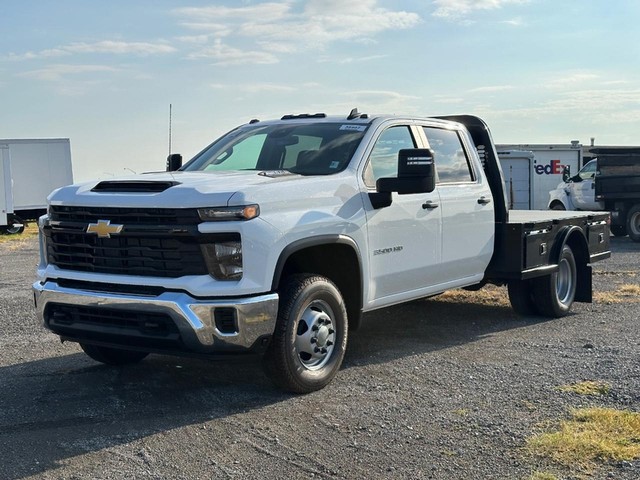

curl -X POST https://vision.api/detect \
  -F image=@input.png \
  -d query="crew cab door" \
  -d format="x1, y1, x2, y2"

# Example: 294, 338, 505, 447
569, 160, 600, 210
421, 126, 494, 285
361, 124, 442, 307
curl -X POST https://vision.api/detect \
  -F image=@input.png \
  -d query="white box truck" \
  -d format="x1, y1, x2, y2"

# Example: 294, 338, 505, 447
0, 145, 17, 232
497, 143, 582, 210
0, 139, 73, 221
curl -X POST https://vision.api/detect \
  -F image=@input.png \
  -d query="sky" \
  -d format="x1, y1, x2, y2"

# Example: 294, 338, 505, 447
2, 0, 640, 182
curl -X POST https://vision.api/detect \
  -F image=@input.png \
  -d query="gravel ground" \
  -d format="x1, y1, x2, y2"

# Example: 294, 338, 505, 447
0, 235, 638, 480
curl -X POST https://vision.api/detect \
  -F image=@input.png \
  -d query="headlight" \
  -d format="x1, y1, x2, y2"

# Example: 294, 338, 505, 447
198, 205, 259, 221
201, 235, 243, 280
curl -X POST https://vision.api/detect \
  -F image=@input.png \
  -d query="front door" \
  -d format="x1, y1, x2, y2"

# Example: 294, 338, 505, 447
361, 124, 442, 308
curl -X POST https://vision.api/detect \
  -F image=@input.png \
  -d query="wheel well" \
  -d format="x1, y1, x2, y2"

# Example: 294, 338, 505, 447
549, 200, 565, 209
275, 243, 363, 329
564, 230, 591, 303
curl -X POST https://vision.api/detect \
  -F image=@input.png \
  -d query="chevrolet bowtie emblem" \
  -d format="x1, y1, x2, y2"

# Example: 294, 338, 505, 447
86, 220, 124, 238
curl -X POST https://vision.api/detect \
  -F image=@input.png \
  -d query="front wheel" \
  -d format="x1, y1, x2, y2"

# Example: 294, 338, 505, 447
627, 205, 640, 242
532, 244, 577, 317
80, 343, 149, 365
264, 274, 348, 393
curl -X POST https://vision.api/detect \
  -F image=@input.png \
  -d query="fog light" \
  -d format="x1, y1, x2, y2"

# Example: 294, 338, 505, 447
202, 239, 243, 280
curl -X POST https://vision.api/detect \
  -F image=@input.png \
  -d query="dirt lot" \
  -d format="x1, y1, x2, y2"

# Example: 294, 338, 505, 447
1, 235, 638, 479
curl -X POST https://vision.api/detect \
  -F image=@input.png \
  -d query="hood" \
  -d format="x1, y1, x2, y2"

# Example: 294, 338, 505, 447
48, 170, 307, 209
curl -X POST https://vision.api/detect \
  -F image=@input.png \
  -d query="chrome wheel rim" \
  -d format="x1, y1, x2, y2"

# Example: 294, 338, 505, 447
556, 255, 576, 306
630, 211, 640, 236
295, 300, 336, 371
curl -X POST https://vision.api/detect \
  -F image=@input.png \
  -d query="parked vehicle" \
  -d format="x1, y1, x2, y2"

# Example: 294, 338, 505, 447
0, 139, 73, 222
496, 143, 582, 210
0, 145, 23, 234
33, 112, 610, 392
548, 147, 640, 241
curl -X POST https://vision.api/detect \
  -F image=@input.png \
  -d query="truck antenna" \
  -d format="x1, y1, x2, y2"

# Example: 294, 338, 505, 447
168, 103, 172, 156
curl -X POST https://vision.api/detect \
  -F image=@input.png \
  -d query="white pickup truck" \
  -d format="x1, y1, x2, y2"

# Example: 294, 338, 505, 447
33, 111, 610, 392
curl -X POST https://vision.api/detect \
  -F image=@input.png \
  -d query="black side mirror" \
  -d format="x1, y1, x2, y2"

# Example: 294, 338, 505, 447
562, 165, 571, 183
167, 153, 183, 172
377, 148, 436, 195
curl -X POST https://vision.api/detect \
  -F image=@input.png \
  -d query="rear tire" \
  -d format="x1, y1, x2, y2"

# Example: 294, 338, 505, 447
507, 280, 538, 316
627, 205, 640, 242
2, 215, 24, 235
80, 343, 149, 365
550, 203, 566, 211
532, 244, 577, 317
264, 274, 348, 393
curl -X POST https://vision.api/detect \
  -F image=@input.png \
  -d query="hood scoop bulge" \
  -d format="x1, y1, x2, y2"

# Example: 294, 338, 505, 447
91, 180, 180, 193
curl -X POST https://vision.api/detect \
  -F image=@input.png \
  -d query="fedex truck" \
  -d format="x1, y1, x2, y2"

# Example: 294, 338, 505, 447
497, 143, 583, 210
0, 139, 73, 220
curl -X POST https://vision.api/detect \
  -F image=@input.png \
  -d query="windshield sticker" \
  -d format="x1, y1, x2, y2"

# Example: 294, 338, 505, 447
339, 124, 367, 132
258, 170, 295, 178
330, 161, 340, 169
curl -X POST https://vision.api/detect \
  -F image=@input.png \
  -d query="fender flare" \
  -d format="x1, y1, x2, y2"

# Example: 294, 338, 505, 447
271, 234, 364, 293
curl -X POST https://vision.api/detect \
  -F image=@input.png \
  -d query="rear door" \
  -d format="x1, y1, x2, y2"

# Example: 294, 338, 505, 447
421, 126, 494, 286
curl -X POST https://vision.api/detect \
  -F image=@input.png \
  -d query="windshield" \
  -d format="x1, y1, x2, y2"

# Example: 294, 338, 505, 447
182, 122, 368, 175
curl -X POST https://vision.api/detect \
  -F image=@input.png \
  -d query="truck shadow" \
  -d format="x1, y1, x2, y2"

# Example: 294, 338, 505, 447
0, 299, 552, 479
345, 296, 554, 368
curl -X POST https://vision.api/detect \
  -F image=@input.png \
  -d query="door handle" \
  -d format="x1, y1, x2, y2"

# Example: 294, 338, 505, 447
477, 196, 492, 205
422, 201, 439, 210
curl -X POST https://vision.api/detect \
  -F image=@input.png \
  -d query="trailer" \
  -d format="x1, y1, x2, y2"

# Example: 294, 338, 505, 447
0, 139, 73, 221
497, 143, 582, 210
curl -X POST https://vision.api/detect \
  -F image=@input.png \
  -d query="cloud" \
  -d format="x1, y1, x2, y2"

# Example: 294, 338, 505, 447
188, 39, 278, 65
211, 82, 296, 93
7, 40, 176, 60
18, 64, 120, 82
468, 85, 515, 93
343, 90, 421, 112
545, 72, 600, 89
432, 0, 529, 19
175, 1, 421, 63
64, 41, 176, 55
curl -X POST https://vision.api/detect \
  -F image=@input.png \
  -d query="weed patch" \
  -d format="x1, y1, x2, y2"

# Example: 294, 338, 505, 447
557, 381, 610, 396
527, 408, 640, 471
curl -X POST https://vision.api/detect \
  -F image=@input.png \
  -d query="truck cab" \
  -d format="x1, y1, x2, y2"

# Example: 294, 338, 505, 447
548, 159, 603, 211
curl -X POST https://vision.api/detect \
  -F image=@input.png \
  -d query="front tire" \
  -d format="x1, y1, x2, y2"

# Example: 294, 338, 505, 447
532, 244, 577, 317
80, 343, 149, 365
627, 204, 640, 242
264, 274, 348, 393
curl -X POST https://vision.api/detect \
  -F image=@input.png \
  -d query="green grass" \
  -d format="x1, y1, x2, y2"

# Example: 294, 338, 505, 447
557, 381, 611, 396
0, 223, 39, 245
527, 408, 640, 471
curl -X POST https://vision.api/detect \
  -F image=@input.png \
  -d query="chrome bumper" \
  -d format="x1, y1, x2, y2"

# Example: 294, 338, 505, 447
33, 280, 279, 353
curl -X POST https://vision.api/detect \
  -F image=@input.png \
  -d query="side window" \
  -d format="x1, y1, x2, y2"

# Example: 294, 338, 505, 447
578, 161, 596, 180
423, 127, 474, 183
364, 126, 416, 187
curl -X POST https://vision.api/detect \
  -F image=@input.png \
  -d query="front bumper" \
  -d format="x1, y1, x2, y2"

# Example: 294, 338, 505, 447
33, 280, 279, 354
